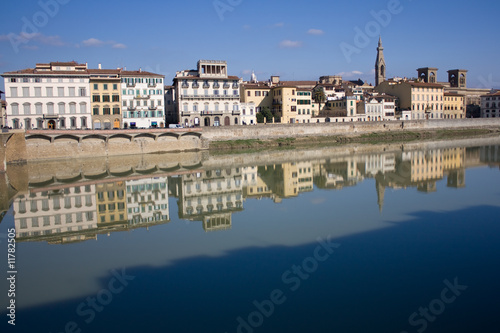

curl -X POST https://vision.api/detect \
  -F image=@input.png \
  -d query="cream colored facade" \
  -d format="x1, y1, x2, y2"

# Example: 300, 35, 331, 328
178, 168, 243, 231
90, 69, 121, 129
443, 93, 465, 119
14, 184, 98, 243
240, 102, 257, 125
240, 83, 272, 113
175, 60, 241, 127
295, 89, 313, 123
376, 80, 444, 120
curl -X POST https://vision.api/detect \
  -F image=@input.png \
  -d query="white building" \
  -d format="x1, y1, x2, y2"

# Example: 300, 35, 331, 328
121, 70, 165, 128
14, 184, 98, 242
2, 61, 91, 129
240, 102, 256, 125
126, 177, 169, 225
174, 60, 242, 127
363, 94, 396, 121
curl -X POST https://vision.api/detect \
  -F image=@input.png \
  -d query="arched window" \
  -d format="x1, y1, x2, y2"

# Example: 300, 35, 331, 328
80, 102, 87, 114
35, 103, 43, 115
47, 103, 54, 115
69, 102, 77, 114
58, 102, 65, 114
23, 103, 31, 115
11, 103, 19, 115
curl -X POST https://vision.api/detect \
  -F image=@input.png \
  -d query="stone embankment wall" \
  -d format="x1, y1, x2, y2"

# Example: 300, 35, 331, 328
202, 118, 500, 141
1, 128, 203, 165
1, 119, 500, 167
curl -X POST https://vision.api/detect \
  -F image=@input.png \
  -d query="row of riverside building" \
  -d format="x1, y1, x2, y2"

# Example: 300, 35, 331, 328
1, 40, 498, 130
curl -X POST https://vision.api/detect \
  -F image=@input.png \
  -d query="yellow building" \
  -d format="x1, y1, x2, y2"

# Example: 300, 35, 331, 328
376, 80, 444, 120
240, 82, 272, 113
89, 69, 122, 129
411, 150, 443, 184
96, 181, 128, 228
271, 85, 299, 123
443, 92, 465, 119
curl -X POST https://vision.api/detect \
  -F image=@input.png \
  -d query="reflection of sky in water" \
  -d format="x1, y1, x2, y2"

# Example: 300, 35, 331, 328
0, 145, 500, 332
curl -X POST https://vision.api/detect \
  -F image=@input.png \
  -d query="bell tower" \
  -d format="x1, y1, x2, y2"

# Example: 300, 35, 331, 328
375, 36, 386, 87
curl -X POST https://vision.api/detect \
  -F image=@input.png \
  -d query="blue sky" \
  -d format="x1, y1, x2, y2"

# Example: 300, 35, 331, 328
1, 0, 499, 91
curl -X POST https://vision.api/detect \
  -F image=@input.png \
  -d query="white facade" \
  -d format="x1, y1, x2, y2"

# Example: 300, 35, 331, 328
175, 60, 242, 127
240, 102, 256, 125
14, 184, 97, 241
401, 110, 412, 120
364, 97, 396, 121
2, 62, 91, 129
121, 71, 165, 128
126, 177, 169, 225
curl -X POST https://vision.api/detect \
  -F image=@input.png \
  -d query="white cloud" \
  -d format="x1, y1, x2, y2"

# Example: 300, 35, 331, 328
279, 40, 303, 49
112, 43, 127, 49
242, 24, 251, 30
81, 38, 126, 49
241, 69, 252, 75
337, 71, 364, 77
307, 29, 324, 35
82, 38, 105, 47
274, 22, 284, 27
0, 32, 65, 46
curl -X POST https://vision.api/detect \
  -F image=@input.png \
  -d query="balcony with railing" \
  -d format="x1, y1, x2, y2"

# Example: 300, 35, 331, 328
232, 110, 241, 115
180, 94, 239, 100
148, 83, 157, 87
127, 82, 136, 87
201, 110, 223, 116
134, 95, 150, 100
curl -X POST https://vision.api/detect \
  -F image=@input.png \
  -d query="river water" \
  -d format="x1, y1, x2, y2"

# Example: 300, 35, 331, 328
1, 138, 500, 333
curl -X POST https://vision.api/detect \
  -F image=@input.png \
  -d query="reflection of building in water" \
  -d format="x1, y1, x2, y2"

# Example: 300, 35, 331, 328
178, 168, 243, 231
96, 181, 128, 229
313, 158, 363, 190
443, 147, 466, 188
409, 149, 443, 193
242, 166, 275, 201
14, 185, 98, 243
258, 162, 314, 201
126, 177, 169, 226
480, 145, 500, 166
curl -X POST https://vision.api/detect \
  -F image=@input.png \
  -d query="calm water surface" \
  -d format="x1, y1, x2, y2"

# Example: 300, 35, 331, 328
1, 141, 500, 333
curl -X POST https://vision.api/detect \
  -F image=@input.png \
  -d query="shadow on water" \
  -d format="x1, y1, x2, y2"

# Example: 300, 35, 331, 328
6, 205, 500, 333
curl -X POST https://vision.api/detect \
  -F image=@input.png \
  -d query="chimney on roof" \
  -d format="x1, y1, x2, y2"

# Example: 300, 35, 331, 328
139, 68, 142, 73
98, 63, 101, 70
